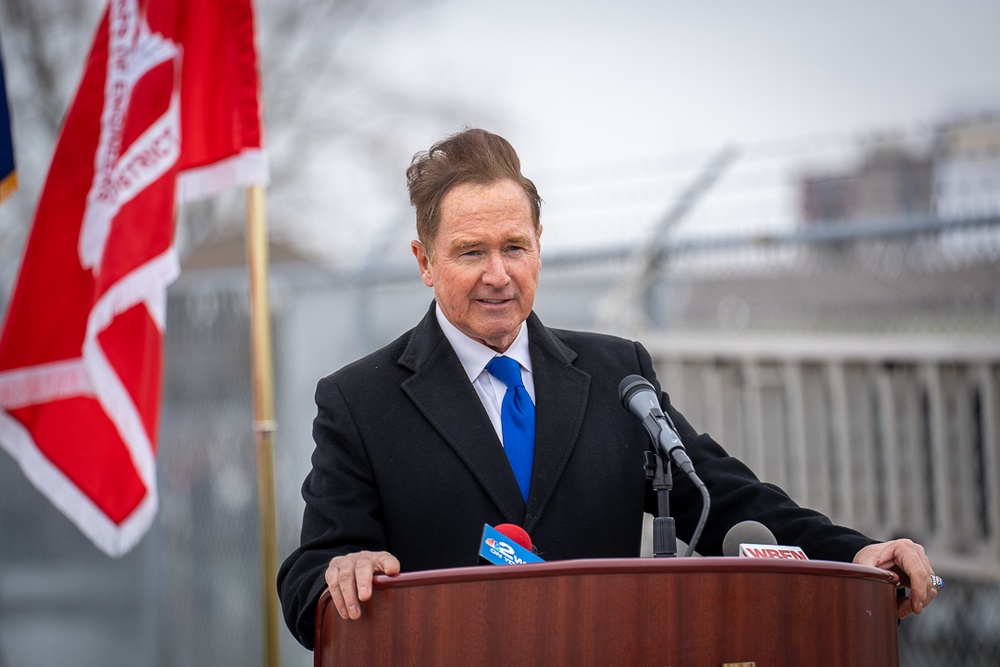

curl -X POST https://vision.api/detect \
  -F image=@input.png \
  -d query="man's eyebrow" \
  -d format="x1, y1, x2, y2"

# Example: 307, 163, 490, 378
448, 235, 534, 252
449, 239, 482, 251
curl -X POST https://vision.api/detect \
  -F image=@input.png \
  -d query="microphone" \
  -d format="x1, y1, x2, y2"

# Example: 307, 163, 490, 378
618, 375, 695, 477
723, 520, 777, 557
479, 523, 544, 566
495, 523, 533, 551
618, 374, 710, 558
722, 520, 809, 560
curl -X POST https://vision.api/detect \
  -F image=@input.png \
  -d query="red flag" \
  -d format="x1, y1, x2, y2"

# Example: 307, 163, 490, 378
0, 0, 267, 556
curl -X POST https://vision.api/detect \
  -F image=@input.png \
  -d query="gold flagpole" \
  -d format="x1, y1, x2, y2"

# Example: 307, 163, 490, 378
245, 183, 281, 667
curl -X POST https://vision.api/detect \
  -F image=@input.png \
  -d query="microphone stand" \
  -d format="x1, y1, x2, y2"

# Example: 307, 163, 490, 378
644, 450, 677, 557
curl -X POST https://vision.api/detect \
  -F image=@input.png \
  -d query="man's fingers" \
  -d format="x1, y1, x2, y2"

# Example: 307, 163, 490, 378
325, 551, 401, 621
354, 558, 375, 602
325, 556, 363, 620
375, 552, 402, 576
896, 594, 916, 619
356, 553, 401, 601
324, 564, 350, 619
892, 540, 935, 612
856, 540, 940, 619
324, 566, 350, 619
338, 565, 364, 619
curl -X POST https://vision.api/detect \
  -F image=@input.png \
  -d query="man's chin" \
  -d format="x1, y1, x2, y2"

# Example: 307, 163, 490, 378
468, 321, 523, 351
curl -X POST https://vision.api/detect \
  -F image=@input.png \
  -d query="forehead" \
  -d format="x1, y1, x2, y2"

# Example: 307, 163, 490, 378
437, 180, 535, 241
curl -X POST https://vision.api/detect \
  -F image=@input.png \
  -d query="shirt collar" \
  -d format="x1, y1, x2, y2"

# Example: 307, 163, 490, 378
435, 303, 532, 381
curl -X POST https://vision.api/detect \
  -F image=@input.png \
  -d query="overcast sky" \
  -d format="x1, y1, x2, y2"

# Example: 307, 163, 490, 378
349, 0, 1000, 168
3, 0, 999, 269
285, 0, 997, 261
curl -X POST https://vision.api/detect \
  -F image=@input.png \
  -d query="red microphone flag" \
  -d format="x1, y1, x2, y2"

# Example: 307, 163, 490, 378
0, 0, 268, 557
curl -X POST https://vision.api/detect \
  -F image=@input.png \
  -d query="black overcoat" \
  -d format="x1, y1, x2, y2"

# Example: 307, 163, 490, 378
278, 303, 873, 648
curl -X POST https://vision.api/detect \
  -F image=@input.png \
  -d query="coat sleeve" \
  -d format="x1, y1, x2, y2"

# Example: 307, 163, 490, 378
276, 375, 388, 650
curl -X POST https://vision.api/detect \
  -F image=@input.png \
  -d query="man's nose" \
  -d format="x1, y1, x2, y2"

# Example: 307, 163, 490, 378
481, 253, 511, 286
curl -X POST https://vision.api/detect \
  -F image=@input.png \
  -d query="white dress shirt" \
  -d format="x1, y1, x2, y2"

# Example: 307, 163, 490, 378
435, 304, 536, 446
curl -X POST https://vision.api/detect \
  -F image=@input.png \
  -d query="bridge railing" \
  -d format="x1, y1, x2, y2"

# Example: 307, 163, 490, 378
643, 332, 1000, 580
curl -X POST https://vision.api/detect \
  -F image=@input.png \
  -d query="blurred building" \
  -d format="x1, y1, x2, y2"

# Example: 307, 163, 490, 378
801, 114, 1000, 225
801, 145, 933, 223
2, 114, 998, 667
934, 117, 1000, 217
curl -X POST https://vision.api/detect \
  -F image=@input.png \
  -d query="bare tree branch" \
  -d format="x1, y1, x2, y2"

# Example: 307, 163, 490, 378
0, 0, 497, 285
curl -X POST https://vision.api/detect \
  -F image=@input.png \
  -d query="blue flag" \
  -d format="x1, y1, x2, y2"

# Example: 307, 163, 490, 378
0, 30, 15, 203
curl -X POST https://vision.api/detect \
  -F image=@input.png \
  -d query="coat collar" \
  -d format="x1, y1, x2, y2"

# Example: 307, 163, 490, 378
398, 303, 590, 532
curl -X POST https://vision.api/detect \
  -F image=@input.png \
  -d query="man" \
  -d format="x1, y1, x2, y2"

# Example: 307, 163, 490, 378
277, 128, 939, 649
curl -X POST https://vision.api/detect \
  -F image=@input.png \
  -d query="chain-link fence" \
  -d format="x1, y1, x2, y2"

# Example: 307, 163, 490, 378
1, 114, 999, 665
0, 283, 269, 666
899, 575, 1000, 667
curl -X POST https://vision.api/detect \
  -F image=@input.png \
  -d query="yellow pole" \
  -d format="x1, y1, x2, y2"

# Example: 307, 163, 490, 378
245, 184, 281, 667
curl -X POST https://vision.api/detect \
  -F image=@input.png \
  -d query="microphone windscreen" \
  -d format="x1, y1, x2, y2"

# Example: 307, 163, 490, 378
618, 374, 652, 407
494, 523, 532, 550
722, 520, 777, 557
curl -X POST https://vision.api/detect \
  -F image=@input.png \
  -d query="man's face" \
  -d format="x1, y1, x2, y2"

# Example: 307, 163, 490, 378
411, 179, 542, 352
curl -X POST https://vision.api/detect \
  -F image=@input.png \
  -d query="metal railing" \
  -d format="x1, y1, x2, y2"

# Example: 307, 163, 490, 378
644, 331, 1000, 580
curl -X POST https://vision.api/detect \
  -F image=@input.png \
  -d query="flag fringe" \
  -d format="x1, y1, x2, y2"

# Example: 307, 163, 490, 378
87, 249, 179, 335
0, 171, 16, 203
0, 0, 268, 562
0, 410, 157, 557
176, 148, 268, 203
0, 359, 92, 408
83, 334, 158, 488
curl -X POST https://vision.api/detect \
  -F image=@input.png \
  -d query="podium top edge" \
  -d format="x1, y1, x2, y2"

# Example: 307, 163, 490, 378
371, 557, 896, 590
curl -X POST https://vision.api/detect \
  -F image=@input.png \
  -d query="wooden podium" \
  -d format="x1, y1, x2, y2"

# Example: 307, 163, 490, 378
315, 558, 899, 666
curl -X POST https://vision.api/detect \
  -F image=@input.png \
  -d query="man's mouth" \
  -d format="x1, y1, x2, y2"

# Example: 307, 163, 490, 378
477, 297, 514, 304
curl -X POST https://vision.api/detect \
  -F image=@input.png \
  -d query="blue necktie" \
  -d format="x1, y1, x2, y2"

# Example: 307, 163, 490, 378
486, 356, 535, 503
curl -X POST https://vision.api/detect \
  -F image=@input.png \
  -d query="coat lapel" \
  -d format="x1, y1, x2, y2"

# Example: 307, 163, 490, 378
398, 304, 527, 523
397, 305, 592, 531
523, 313, 590, 534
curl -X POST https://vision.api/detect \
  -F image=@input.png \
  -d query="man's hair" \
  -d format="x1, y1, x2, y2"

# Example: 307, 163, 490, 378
406, 128, 542, 250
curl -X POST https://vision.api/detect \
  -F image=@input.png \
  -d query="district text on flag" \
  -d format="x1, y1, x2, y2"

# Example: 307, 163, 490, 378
0, 0, 268, 557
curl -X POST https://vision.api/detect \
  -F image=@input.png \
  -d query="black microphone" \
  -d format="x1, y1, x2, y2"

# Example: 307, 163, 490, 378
618, 374, 710, 557
722, 520, 809, 559
722, 520, 777, 557
618, 375, 695, 477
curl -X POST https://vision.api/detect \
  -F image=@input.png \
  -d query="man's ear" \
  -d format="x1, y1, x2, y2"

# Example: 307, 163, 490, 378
411, 240, 434, 287
536, 224, 543, 268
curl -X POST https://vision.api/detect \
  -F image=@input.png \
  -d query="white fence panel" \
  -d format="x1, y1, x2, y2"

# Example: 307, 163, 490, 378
643, 332, 1000, 579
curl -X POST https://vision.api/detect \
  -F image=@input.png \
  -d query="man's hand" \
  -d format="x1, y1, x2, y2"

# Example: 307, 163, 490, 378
853, 539, 940, 619
325, 550, 401, 620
